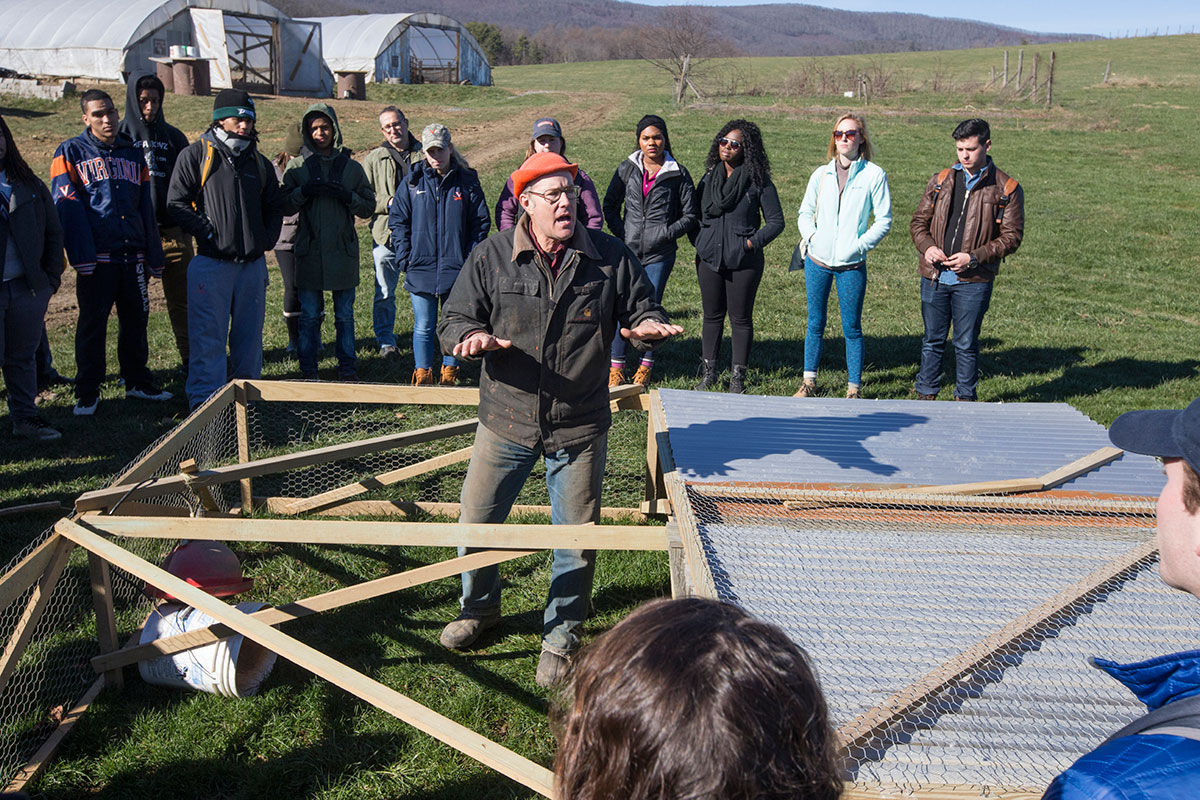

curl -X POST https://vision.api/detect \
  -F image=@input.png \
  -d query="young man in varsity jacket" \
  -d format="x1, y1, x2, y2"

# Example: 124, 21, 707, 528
167, 89, 284, 411
51, 89, 170, 416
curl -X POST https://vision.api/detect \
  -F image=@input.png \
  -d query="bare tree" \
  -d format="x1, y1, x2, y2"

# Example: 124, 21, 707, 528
635, 7, 732, 104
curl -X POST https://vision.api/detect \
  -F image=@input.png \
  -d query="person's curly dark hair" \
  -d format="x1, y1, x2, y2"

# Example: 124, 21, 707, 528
705, 118, 771, 188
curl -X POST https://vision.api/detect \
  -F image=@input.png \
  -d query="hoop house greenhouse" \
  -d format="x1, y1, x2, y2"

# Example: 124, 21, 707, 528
301, 13, 492, 87
0, 0, 326, 96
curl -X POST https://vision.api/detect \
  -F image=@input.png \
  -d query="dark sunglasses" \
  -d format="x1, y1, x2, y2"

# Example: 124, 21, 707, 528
718, 137, 743, 150
833, 130, 861, 141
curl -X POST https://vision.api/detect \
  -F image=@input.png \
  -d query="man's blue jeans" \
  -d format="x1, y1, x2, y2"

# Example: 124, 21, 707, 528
298, 287, 356, 376
457, 423, 606, 656
915, 277, 993, 400
803, 257, 866, 385
186, 255, 267, 409
411, 291, 457, 370
371, 244, 399, 350
610, 254, 675, 365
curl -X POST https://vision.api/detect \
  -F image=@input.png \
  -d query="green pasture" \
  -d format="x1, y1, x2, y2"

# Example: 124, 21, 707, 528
1, 33, 1198, 798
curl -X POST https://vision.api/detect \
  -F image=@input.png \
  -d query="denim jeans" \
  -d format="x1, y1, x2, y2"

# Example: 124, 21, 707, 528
803, 256, 866, 385
371, 244, 400, 349
457, 424, 606, 656
186, 255, 267, 409
916, 277, 993, 399
299, 287, 356, 375
610, 253, 675, 364
410, 291, 457, 370
1, 278, 51, 422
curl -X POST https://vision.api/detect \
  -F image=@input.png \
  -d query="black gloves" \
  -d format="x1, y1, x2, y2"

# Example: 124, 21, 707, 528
300, 173, 353, 205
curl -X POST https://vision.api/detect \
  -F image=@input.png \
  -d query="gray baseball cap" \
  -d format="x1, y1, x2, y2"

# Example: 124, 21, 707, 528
422, 123, 450, 150
531, 117, 562, 140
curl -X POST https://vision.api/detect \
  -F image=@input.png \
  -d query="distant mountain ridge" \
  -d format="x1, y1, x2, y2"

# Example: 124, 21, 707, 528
272, 0, 1095, 57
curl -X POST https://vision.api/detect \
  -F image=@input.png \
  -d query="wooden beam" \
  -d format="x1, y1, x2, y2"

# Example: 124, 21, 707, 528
179, 458, 221, 514
0, 537, 75, 699
74, 418, 480, 512
837, 538, 1159, 753
2, 674, 106, 793
79, 515, 668, 551
650, 389, 718, 599
242, 380, 481, 405
109, 383, 237, 487
262, 497, 647, 521
57, 520, 556, 797
887, 446, 1126, 497
87, 552, 122, 689
281, 446, 474, 515
235, 382, 253, 511
1038, 446, 1124, 490
92, 548, 536, 672
0, 534, 70, 611
842, 786, 1040, 800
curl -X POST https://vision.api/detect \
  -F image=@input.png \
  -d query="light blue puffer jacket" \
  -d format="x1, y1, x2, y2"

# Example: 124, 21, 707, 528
796, 157, 891, 267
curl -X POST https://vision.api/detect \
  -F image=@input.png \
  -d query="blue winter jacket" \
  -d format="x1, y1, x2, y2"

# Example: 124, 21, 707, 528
1043, 649, 1200, 800
797, 156, 891, 268
50, 129, 164, 275
388, 159, 489, 297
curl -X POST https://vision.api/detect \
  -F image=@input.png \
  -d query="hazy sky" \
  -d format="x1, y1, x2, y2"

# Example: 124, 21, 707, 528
635, 1, 1197, 38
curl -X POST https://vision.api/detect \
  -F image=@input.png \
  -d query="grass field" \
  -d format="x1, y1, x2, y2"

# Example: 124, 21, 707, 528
1, 32, 1199, 798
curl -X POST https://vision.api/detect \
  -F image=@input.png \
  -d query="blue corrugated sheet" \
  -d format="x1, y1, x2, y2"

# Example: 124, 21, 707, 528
658, 390, 1164, 497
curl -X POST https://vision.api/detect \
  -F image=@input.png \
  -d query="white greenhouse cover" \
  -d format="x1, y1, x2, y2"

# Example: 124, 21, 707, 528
300, 13, 490, 84
0, 0, 291, 81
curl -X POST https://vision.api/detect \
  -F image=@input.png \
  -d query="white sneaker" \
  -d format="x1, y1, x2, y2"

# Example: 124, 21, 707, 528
74, 397, 99, 416
126, 385, 173, 401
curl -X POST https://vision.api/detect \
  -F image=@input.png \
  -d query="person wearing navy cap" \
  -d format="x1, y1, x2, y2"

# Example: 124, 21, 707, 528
1043, 397, 1200, 799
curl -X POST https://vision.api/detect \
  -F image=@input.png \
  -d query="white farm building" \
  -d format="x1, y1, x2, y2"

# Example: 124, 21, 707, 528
0, 0, 326, 96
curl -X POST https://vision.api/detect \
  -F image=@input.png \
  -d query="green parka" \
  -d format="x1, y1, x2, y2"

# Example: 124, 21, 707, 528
282, 103, 374, 291
362, 132, 421, 247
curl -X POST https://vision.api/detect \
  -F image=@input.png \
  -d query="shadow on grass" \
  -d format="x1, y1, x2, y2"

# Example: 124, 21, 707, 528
0, 106, 54, 119
986, 351, 1200, 402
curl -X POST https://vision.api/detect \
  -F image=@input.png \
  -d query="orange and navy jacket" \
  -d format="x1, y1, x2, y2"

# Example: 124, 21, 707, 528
50, 129, 165, 276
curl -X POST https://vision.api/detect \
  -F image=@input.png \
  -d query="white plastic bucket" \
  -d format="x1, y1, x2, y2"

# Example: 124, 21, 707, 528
138, 602, 278, 697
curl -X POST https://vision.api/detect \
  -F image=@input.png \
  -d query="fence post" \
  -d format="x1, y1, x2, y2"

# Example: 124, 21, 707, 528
1103, 59, 1111, 83
1016, 49, 1024, 91
1003, 50, 1009, 87
1046, 51, 1055, 107
1030, 52, 1039, 101
88, 552, 123, 689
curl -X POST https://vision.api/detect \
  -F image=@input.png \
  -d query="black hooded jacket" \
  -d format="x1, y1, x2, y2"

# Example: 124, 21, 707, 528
120, 74, 189, 225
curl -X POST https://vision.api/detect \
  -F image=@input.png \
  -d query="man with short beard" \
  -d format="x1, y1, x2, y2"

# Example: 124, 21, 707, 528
363, 105, 421, 358
167, 89, 284, 410
437, 152, 683, 687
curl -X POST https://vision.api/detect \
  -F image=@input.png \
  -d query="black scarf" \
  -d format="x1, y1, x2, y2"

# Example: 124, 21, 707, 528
702, 164, 749, 218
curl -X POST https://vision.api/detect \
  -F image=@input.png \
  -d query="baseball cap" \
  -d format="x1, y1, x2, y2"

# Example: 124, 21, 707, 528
511, 152, 578, 198
422, 123, 450, 150
531, 117, 562, 140
1108, 396, 1200, 475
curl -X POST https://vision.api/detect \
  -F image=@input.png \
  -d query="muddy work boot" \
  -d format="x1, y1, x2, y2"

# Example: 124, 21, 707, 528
412, 367, 434, 386
535, 649, 571, 688
439, 612, 501, 650
694, 359, 719, 391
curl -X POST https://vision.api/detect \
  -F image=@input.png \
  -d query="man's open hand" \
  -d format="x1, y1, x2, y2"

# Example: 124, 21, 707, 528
453, 331, 513, 358
621, 320, 684, 341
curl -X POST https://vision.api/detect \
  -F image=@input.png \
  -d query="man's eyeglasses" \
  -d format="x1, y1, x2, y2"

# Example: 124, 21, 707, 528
718, 137, 743, 150
526, 185, 581, 204
833, 130, 861, 141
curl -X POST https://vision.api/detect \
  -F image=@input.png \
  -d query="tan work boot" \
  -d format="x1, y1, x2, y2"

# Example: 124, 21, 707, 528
794, 380, 817, 398
846, 386, 861, 399
632, 364, 652, 386
608, 366, 625, 387
412, 367, 434, 386
439, 612, 501, 650
440, 365, 459, 386
535, 649, 571, 688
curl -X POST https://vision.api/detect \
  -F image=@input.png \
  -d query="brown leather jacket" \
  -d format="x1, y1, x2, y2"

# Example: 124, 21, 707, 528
909, 161, 1024, 282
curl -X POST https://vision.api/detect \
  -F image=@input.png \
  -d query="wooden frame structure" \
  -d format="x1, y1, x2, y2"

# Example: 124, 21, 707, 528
0, 379, 675, 795
648, 390, 1159, 800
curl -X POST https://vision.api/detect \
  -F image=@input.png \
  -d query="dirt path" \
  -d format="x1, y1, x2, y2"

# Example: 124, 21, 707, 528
41, 89, 625, 332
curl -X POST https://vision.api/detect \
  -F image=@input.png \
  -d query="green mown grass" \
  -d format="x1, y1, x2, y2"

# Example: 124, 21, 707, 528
2, 34, 1199, 798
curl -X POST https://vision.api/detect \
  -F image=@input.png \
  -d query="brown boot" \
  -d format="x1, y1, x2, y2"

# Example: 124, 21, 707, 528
632, 364, 652, 386
794, 380, 817, 398
608, 366, 625, 387
440, 365, 459, 386
412, 368, 434, 386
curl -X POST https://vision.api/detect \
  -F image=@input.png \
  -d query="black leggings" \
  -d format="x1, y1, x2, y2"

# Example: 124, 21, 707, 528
697, 262, 763, 367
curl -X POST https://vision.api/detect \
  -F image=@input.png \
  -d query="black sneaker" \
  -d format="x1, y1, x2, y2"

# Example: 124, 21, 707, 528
13, 417, 63, 441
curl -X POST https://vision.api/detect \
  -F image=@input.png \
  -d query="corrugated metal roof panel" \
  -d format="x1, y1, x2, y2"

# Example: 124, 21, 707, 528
657, 390, 1164, 497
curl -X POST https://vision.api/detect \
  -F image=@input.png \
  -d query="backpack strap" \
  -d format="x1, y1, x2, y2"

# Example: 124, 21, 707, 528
995, 176, 1019, 225
1101, 694, 1200, 747
192, 140, 217, 211
931, 167, 954, 198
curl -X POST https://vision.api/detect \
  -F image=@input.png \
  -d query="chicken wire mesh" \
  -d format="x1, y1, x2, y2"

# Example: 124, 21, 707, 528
0, 384, 650, 786
678, 480, 1187, 796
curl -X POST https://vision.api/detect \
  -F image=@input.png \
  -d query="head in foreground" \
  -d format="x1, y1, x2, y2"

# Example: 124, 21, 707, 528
553, 597, 843, 800
1109, 396, 1200, 596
